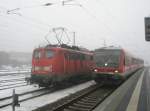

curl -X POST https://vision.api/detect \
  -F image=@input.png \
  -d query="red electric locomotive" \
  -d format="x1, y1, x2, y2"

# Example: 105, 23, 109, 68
31, 44, 94, 87
92, 47, 144, 84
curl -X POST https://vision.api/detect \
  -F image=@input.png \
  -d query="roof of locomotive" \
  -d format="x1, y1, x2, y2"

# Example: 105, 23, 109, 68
34, 44, 93, 55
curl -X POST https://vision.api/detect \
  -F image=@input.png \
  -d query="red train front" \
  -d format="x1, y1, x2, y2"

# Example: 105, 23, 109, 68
31, 44, 94, 87
92, 47, 144, 84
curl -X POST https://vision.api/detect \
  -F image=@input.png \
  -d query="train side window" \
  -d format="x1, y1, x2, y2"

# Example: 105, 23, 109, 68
80, 54, 83, 60
125, 55, 131, 65
70, 53, 77, 60
68, 53, 72, 60
87, 55, 91, 60
80, 54, 85, 60
74, 54, 78, 60
45, 50, 54, 58
33, 50, 41, 59
70, 53, 73, 60
77, 54, 80, 60
90, 56, 93, 60
72, 53, 75, 60
64, 53, 68, 59
85, 55, 88, 60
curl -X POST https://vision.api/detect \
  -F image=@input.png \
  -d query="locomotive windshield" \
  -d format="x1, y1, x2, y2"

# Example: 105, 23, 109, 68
45, 50, 55, 58
33, 50, 42, 59
94, 50, 121, 68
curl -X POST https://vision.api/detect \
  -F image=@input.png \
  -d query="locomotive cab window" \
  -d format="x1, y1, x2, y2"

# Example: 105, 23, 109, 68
33, 50, 41, 59
45, 50, 55, 58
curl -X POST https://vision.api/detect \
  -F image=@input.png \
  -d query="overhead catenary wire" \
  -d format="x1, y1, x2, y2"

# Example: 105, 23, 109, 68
0, 14, 49, 33
44, 30, 51, 44
0, 1, 77, 38
63, 28, 71, 44
0, 6, 52, 33
96, 0, 117, 22
0, 2, 57, 27
44, 27, 72, 45
6, 2, 57, 16
1, 0, 113, 35
0, 0, 114, 44
96, 0, 141, 44
0, 1, 74, 50
62, 0, 113, 35
0, 7, 73, 46
95, 0, 123, 30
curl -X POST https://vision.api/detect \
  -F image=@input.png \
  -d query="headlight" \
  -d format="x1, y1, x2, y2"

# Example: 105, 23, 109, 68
94, 69, 98, 72
34, 65, 52, 72
114, 70, 118, 73
43, 66, 50, 71
44, 65, 52, 72
35, 66, 40, 71
105, 63, 108, 66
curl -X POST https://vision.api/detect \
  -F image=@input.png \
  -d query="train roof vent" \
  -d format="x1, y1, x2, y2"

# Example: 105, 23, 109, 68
45, 44, 59, 48
45, 43, 90, 52
61, 44, 81, 50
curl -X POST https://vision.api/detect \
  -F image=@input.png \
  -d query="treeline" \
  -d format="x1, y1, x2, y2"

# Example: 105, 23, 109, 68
0, 51, 31, 67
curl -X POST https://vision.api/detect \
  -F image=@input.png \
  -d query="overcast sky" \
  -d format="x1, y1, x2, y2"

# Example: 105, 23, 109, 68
0, 0, 150, 63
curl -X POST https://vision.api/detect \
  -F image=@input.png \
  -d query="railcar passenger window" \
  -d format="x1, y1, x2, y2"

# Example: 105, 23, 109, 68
90, 56, 93, 60
45, 50, 54, 58
81, 54, 85, 60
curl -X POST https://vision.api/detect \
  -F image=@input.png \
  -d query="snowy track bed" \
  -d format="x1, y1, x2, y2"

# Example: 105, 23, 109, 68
0, 87, 48, 108
0, 85, 44, 107
0, 81, 96, 111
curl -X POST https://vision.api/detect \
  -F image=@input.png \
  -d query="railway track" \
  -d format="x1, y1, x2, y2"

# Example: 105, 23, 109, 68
0, 81, 96, 109
52, 86, 115, 111
34, 84, 116, 111
0, 82, 80, 109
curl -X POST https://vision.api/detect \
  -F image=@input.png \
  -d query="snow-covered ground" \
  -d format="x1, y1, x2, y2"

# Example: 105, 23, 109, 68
0, 68, 31, 93
1, 81, 96, 111
0, 70, 30, 90
0, 68, 31, 87
0, 66, 96, 111
0, 70, 30, 75
0, 84, 42, 108
0, 65, 31, 74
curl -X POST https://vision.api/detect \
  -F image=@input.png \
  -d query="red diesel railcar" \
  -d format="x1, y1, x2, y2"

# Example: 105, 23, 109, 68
93, 47, 144, 84
31, 44, 94, 87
